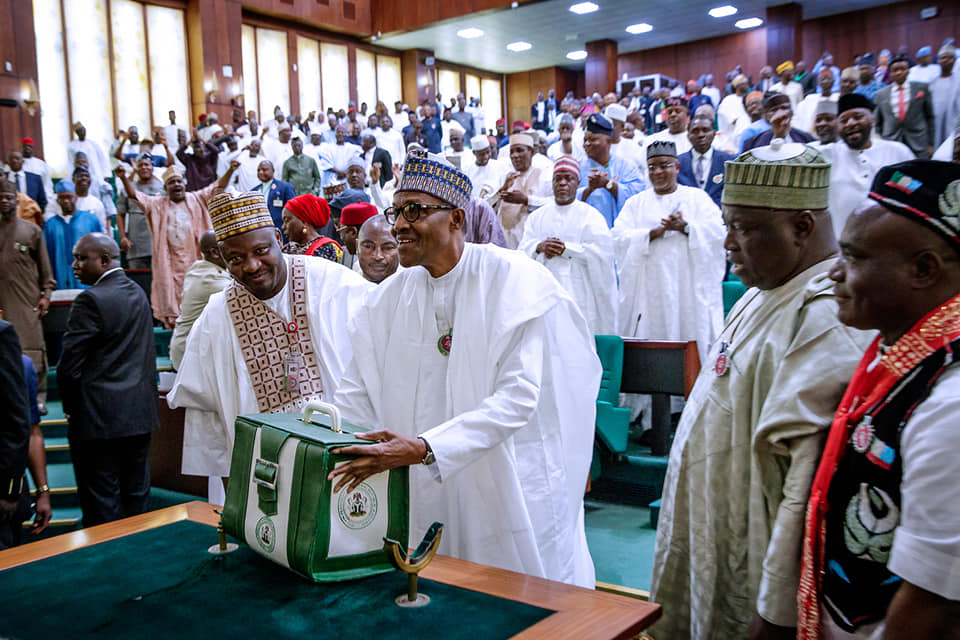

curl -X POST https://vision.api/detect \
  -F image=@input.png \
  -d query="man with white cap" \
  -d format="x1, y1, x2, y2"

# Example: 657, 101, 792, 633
114, 162, 240, 328
907, 45, 941, 85
718, 74, 751, 140
464, 134, 502, 200
318, 124, 363, 198
376, 115, 406, 170
607, 104, 644, 171
519, 156, 617, 335
167, 190, 371, 503
929, 41, 960, 147
822, 94, 914, 235
796, 69, 840, 133
614, 140, 725, 370
579, 113, 646, 227
811, 101, 840, 147
327, 148, 600, 588
650, 142, 871, 640
489, 132, 552, 248
547, 114, 587, 165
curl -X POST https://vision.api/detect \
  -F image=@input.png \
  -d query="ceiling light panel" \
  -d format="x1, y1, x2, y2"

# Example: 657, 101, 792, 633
507, 41, 532, 52
566, 50, 588, 60
456, 27, 484, 39
569, 2, 599, 15
708, 5, 737, 18
734, 17, 762, 29
626, 23, 653, 34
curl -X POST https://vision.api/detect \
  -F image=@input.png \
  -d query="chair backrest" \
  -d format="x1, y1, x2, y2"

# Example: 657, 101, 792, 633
594, 335, 624, 405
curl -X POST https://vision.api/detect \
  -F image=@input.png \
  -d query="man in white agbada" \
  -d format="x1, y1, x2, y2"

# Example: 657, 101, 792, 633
166, 191, 372, 502
821, 93, 914, 236
519, 155, 617, 336
614, 140, 725, 367
929, 42, 960, 147
717, 74, 751, 141
606, 104, 645, 171
327, 149, 599, 588
649, 143, 872, 640
464, 134, 502, 200
489, 133, 552, 249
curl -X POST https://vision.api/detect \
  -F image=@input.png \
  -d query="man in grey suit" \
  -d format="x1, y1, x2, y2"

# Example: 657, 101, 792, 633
875, 54, 936, 157
59, 233, 158, 527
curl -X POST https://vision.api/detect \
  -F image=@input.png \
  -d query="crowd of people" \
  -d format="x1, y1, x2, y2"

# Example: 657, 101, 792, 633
1, 37, 960, 640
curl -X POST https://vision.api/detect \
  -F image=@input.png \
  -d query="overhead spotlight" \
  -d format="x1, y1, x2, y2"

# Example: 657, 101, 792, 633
569, 2, 598, 15
566, 50, 588, 60
626, 23, 652, 34
507, 41, 532, 52
708, 5, 737, 18
734, 17, 762, 29
456, 27, 484, 39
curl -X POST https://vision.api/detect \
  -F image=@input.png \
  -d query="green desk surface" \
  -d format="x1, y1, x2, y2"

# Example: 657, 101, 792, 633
0, 503, 660, 639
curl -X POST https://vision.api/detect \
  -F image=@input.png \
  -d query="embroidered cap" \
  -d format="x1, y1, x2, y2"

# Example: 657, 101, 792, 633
838, 93, 874, 114
162, 166, 184, 184
509, 133, 535, 148
553, 155, 581, 180
208, 191, 276, 242
470, 134, 490, 150
869, 160, 960, 250
395, 149, 472, 210
776, 60, 795, 74
722, 140, 831, 210
647, 140, 677, 159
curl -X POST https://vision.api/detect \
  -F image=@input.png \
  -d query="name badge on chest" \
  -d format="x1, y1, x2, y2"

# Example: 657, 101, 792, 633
714, 341, 730, 376
274, 199, 283, 208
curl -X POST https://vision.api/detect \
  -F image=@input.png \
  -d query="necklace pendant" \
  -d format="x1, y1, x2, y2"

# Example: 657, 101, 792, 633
437, 329, 452, 356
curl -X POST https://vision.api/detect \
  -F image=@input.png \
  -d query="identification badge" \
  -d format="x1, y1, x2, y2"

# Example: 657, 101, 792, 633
285, 353, 303, 393
437, 329, 452, 356
714, 341, 729, 376
274, 198, 283, 208
852, 416, 874, 453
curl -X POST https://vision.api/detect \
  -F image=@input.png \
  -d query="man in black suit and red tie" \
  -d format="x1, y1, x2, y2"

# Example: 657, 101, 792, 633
875, 54, 936, 158
58, 233, 158, 527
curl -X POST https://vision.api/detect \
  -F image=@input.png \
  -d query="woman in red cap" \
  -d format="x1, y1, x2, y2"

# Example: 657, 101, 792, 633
281, 193, 343, 263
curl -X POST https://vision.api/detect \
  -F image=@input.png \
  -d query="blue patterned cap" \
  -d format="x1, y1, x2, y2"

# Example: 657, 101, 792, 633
396, 149, 472, 210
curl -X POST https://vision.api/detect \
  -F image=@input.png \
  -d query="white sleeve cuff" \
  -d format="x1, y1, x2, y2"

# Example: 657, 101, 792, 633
888, 526, 960, 600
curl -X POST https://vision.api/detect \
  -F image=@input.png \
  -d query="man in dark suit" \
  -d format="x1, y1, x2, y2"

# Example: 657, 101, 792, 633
677, 116, 735, 208
874, 54, 936, 157
251, 160, 296, 241
359, 133, 392, 188
741, 93, 815, 151
0, 319, 31, 549
6, 151, 46, 212
59, 233, 158, 527
531, 92, 551, 131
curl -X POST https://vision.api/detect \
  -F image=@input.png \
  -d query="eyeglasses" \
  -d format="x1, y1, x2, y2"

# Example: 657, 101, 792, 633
648, 162, 677, 172
384, 203, 451, 225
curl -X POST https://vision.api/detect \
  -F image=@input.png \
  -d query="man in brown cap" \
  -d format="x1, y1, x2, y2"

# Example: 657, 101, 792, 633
650, 142, 872, 640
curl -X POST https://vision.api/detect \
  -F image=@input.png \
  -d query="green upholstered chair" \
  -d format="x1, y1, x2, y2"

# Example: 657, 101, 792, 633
722, 272, 748, 317
594, 335, 630, 455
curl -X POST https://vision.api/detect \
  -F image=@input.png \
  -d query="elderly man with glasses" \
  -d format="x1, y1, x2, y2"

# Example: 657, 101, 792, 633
327, 149, 601, 588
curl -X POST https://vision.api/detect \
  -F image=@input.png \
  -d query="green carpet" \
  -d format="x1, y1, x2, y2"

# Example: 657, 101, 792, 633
0, 521, 553, 639
585, 499, 657, 592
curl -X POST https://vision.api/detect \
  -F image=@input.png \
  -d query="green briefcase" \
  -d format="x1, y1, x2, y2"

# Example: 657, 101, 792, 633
221, 402, 409, 582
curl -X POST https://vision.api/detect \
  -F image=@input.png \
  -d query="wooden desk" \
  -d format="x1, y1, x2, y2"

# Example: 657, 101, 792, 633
0, 502, 661, 639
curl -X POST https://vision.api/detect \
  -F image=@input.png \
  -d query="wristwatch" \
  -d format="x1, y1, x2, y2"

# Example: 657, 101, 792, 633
682, 223, 690, 235
418, 437, 436, 465
605, 179, 615, 191
35, 484, 49, 495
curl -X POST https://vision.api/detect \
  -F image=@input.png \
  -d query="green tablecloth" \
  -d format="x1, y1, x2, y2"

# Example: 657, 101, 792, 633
0, 521, 552, 639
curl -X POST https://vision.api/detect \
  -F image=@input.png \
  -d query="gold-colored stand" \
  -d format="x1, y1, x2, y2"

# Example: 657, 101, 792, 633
208, 511, 239, 555
384, 522, 444, 608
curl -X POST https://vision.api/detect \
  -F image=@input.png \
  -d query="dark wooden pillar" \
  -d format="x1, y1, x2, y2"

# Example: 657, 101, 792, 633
765, 3, 802, 69
401, 48, 435, 107
585, 39, 618, 97
187, 0, 244, 126
0, 0, 43, 157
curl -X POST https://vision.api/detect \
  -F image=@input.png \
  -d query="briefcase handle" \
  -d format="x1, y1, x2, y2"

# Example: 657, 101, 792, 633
302, 401, 343, 433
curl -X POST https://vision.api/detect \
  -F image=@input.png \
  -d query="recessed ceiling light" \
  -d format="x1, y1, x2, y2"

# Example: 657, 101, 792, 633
566, 50, 588, 60
626, 23, 653, 34
456, 27, 484, 39
569, 2, 599, 15
708, 5, 737, 18
734, 17, 762, 29
506, 41, 532, 52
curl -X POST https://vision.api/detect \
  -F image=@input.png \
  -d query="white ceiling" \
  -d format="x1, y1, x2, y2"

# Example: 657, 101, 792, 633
372, 0, 901, 74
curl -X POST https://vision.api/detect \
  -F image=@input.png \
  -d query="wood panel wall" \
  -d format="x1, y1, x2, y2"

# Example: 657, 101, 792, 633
505, 66, 581, 126
242, 0, 372, 36
371, 0, 519, 37
0, 0, 42, 157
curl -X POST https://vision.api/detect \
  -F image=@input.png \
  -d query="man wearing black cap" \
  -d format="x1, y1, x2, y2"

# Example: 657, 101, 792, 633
824, 94, 914, 236
799, 161, 960, 639
742, 93, 815, 151
642, 96, 692, 179
875, 55, 935, 158
852, 53, 885, 102
579, 113, 645, 227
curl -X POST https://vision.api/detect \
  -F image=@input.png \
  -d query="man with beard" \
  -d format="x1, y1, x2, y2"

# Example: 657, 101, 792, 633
114, 163, 239, 328
519, 156, 617, 335
116, 153, 163, 269
326, 149, 599, 588
490, 133, 552, 248
338, 201, 379, 274
650, 142, 871, 640
742, 93, 815, 152
823, 94, 913, 235
356, 214, 399, 284
167, 191, 371, 494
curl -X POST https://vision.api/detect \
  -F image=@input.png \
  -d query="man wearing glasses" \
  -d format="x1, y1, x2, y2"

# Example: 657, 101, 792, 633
328, 149, 601, 588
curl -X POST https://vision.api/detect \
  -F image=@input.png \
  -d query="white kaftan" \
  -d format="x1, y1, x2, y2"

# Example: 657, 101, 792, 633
650, 260, 873, 639
167, 255, 372, 477
614, 185, 725, 364
334, 243, 599, 587
518, 199, 618, 336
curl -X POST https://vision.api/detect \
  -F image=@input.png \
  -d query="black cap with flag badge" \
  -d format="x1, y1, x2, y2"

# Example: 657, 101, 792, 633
869, 160, 960, 250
